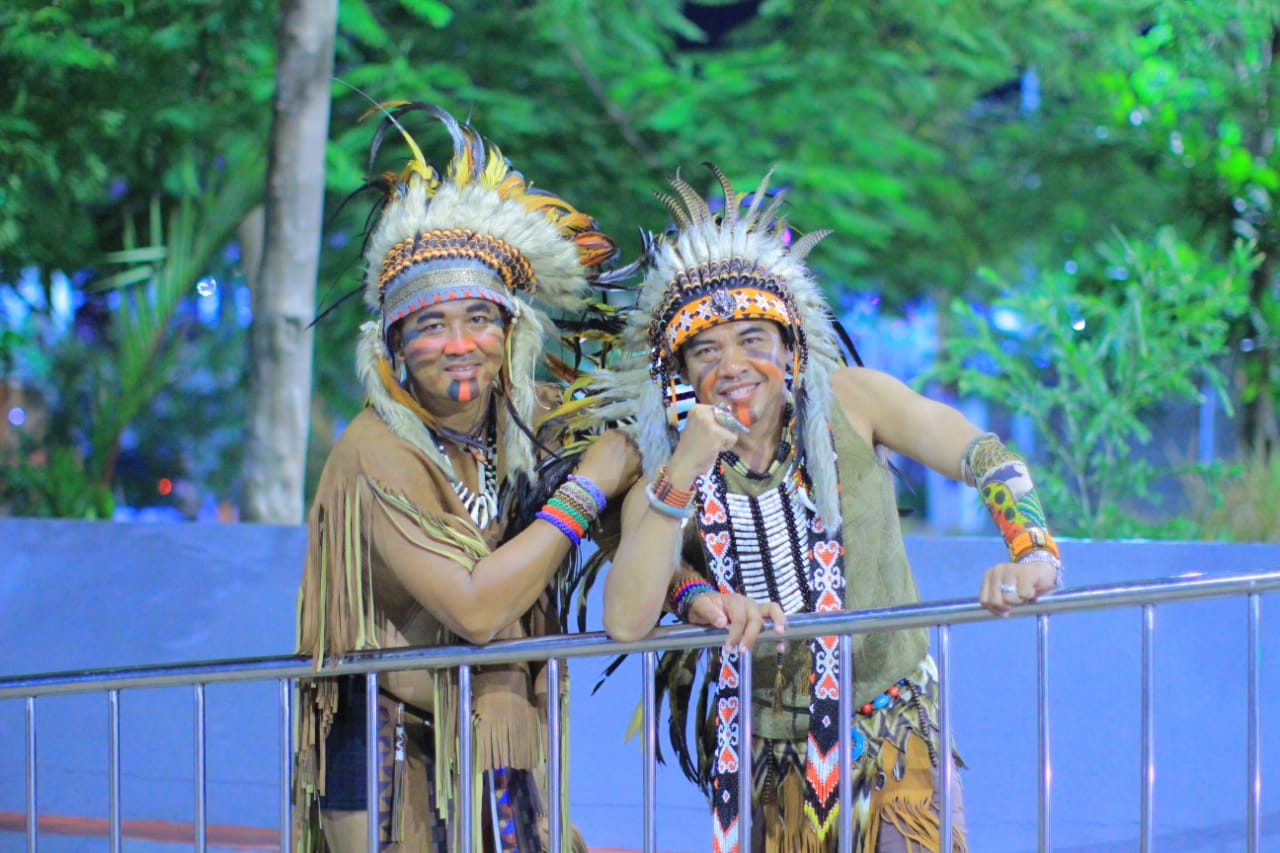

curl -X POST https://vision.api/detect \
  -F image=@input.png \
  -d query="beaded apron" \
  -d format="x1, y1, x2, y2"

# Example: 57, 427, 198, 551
694, 457, 846, 853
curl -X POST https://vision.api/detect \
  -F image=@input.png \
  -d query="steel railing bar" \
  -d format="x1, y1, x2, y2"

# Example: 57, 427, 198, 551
1140, 604, 1155, 852
547, 656, 563, 853
194, 683, 207, 853
108, 689, 121, 853
5, 570, 1279, 699
25, 695, 37, 853
737, 648, 752, 852
641, 650, 657, 853
938, 624, 954, 853
838, 634, 853, 853
279, 678, 292, 853
458, 663, 473, 849
1037, 613, 1051, 853
1247, 594, 1261, 853
364, 672, 378, 853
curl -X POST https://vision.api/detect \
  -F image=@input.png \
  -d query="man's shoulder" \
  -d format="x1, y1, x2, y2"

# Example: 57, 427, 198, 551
325, 407, 423, 470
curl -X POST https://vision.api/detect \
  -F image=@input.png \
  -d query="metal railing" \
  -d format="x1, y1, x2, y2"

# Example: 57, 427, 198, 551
3, 567, 1277, 853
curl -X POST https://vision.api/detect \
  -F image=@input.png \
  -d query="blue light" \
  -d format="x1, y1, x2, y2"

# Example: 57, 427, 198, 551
7, 407, 25, 427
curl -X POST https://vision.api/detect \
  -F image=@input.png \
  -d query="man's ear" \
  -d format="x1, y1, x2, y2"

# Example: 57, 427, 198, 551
675, 352, 691, 387
387, 323, 403, 359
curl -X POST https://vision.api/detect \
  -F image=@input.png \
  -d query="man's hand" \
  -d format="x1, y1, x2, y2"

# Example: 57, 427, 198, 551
979, 560, 1059, 616
686, 592, 787, 654
666, 404, 743, 487
576, 429, 643, 501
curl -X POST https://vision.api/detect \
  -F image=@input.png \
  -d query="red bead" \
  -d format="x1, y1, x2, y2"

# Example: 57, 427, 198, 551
860, 703, 874, 716
887, 685, 900, 698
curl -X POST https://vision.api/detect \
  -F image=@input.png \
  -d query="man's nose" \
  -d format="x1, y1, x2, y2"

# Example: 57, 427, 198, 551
719, 343, 750, 373
442, 328, 477, 356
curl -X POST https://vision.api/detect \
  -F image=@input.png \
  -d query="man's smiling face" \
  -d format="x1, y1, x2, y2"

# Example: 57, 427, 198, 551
395, 299, 507, 408
681, 319, 789, 429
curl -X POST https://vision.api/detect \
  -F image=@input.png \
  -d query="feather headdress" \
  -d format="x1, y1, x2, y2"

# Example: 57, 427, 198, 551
356, 103, 617, 483
592, 164, 844, 525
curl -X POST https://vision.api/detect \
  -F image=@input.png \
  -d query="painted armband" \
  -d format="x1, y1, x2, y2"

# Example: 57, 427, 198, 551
960, 432, 1063, 588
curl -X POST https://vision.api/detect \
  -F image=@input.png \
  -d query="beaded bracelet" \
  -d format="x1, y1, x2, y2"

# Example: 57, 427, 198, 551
650, 465, 694, 510
536, 509, 582, 546
566, 474, 606, 514
673, 580, 715, 620
645, 483, 694, 520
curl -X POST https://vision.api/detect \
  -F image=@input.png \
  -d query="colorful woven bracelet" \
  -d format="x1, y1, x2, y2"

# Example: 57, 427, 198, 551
566, 473, 606, 514
546, 496, 592, 531
555, 484, 598, 520
542, 503, 586, 537
670, 577, 707, 610
674, 581, 715, 620
536, 509, 582, 547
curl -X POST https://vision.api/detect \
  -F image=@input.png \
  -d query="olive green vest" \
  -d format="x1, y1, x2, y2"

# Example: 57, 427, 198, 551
727, 403, 929, 742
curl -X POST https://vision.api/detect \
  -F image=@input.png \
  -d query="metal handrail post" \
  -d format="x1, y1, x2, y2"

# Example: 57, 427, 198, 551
194, 683, 207, 853
547, 656, 563, 853
365, 672, 378, 853
279, 678, 292, 853
25, 695, 37, 853
937, 625, 954, 852
1247, 594, 1261, 853
737, 649, 753, 851
1139, 605, 1155, 852
458, 664, 474, 848
107, 689, 122, 853
1037, 614, 1051, 853
837, 634, 853, 853
641, 650, 657, 853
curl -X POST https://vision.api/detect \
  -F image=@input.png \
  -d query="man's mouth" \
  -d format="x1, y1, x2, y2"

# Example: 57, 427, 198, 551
719, 382, 758, 402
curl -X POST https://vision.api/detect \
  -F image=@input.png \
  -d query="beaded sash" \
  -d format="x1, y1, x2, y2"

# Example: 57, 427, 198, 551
695, 461, 846, 853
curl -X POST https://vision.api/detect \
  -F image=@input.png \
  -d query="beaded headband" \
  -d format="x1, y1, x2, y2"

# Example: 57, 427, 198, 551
355, 102, 617, 482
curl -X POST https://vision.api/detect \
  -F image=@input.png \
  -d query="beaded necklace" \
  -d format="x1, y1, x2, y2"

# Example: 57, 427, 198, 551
695, 441, 847, 849
719, 403, 795, 481
433, 410, 499, 530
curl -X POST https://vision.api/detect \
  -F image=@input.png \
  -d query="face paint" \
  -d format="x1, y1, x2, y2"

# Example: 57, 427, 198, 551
447, 378, 481, 402
396, 300, 507, 412
687, 325, 791, 431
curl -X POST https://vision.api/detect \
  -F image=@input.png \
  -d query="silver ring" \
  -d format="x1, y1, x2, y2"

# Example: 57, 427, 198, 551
1000, 583, 1018, 594
712, 405, 749, 434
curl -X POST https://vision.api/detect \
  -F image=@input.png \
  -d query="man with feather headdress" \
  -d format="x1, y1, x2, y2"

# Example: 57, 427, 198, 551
597, 165, 1064, 852
292, 103, 638, 853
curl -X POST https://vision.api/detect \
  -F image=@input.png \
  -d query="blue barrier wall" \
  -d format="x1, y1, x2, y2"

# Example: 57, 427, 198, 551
1, 518, 1278, 852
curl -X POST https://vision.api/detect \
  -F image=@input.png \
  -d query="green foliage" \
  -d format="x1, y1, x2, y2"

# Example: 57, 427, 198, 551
926, 228, 1259, 537
0, 153, 262, 518
0, 0, 274, 283
1183, 450, 1280, 541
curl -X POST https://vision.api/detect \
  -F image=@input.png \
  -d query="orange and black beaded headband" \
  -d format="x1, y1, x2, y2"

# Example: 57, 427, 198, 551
379, 227, 531, 330
647, 257, 807, 377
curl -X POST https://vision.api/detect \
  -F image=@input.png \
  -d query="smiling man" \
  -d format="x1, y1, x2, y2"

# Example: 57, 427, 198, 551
292, 104, 637, 853
596, 166, 1063, 853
